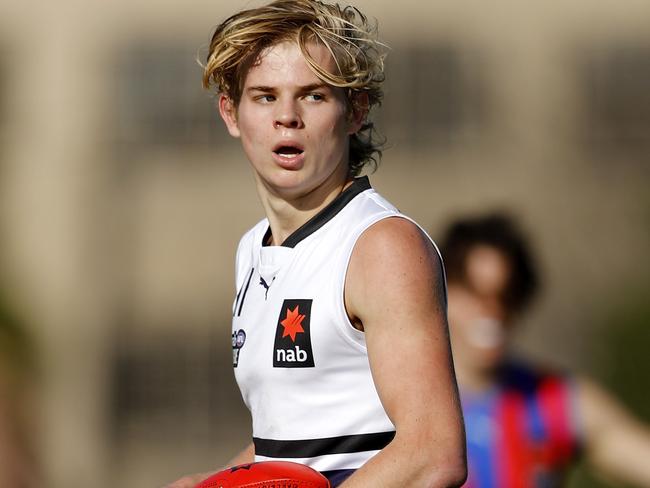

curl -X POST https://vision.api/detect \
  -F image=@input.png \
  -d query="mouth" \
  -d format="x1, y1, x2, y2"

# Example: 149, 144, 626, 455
273, 143, 304, 160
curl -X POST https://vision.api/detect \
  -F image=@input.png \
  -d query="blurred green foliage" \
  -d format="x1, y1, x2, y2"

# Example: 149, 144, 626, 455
599, 292, 650, 419
0, 292, 35, 377
568, 287, 650, 488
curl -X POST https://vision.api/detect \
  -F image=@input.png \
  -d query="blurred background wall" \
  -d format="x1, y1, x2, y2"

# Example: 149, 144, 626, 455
0, 0, 648, 486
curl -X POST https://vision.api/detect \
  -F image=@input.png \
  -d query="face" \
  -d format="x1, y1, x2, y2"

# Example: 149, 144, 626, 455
447, 245, 515, 373
219, 41, 364, 201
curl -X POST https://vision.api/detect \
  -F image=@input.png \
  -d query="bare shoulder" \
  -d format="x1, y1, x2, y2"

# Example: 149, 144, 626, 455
345, 217, 445, 329
351, 216, 441, 269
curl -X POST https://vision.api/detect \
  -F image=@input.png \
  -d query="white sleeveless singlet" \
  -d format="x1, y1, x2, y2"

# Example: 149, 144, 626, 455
230, 176, 439, 473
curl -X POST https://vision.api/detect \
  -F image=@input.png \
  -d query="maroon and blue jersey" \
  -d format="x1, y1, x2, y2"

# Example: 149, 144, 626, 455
461, 361, 581, 488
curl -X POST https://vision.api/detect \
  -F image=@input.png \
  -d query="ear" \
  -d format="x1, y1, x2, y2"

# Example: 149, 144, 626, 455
347, 92, 369, 135
218, 94, 241, 138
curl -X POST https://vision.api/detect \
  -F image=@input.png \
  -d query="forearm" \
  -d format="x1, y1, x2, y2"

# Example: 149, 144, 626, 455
226, 442, 255, 467
578, 378, 650, 487
163, 442, 255, 488
588, 422, 650, 486
339, 436, 466, 488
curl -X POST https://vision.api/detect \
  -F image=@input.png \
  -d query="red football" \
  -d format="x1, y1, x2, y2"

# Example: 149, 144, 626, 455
195, 460, 330, 488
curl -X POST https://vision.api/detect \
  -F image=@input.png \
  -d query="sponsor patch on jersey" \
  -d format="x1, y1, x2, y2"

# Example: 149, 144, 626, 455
232, 329, 246, 367
273, 299, 315, 368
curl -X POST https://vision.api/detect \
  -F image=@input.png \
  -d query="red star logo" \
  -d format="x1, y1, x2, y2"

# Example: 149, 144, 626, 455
280, 305, 305, 342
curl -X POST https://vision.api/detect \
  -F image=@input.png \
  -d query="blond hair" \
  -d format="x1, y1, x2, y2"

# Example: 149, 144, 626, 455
203, 0, 387, 176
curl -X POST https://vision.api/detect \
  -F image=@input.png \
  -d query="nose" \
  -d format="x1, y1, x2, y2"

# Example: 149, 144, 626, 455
273, 99, 303, 129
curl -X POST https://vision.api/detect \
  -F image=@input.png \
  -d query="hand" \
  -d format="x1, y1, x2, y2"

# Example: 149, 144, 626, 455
163, 471, 213, 488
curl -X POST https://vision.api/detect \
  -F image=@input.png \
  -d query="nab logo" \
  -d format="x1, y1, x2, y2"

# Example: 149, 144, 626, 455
273, 299, 315, 368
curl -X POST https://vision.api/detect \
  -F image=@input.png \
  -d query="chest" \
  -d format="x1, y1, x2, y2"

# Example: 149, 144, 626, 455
231, 242, 352, 375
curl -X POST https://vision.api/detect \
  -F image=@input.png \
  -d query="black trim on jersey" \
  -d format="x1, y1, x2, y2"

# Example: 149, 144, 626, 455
262, 176, 372, 248
233, 279, 244, 316
253, 430, 395, 458
235, 267, 255, 317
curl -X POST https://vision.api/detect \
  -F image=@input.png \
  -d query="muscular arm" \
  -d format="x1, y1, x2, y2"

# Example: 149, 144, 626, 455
578, 377, 650, 486
340, 217, 466, 487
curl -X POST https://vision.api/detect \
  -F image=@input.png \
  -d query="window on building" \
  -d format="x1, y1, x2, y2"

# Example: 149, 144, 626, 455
376, 43, 488, 152
109, 320, 243, 444
579, 44, 650, 155
113, 43, 235, 151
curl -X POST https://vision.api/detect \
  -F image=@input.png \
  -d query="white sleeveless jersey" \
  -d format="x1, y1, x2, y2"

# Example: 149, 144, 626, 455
231, 177, 441, 474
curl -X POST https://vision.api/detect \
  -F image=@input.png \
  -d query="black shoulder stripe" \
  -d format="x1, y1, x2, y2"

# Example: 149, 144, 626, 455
253, 430, 395, 458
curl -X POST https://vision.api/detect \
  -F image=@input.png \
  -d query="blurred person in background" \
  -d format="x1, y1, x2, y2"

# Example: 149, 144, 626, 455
0, 293, 39, 488
439, 212, 650, 487
167, 0, 466, 486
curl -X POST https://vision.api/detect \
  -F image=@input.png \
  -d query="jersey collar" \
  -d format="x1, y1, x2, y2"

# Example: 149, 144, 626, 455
262, 176, 372, 248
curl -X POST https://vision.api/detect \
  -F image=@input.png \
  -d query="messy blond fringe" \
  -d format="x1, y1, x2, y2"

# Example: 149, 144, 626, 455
202, 0, 387, 176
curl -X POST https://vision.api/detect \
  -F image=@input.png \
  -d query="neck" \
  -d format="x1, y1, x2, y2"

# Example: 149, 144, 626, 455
258, 170, 352, 246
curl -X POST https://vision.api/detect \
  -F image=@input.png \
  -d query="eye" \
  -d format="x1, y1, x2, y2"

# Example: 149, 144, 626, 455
305, 92, 324, 102
255, 94, 275, 103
